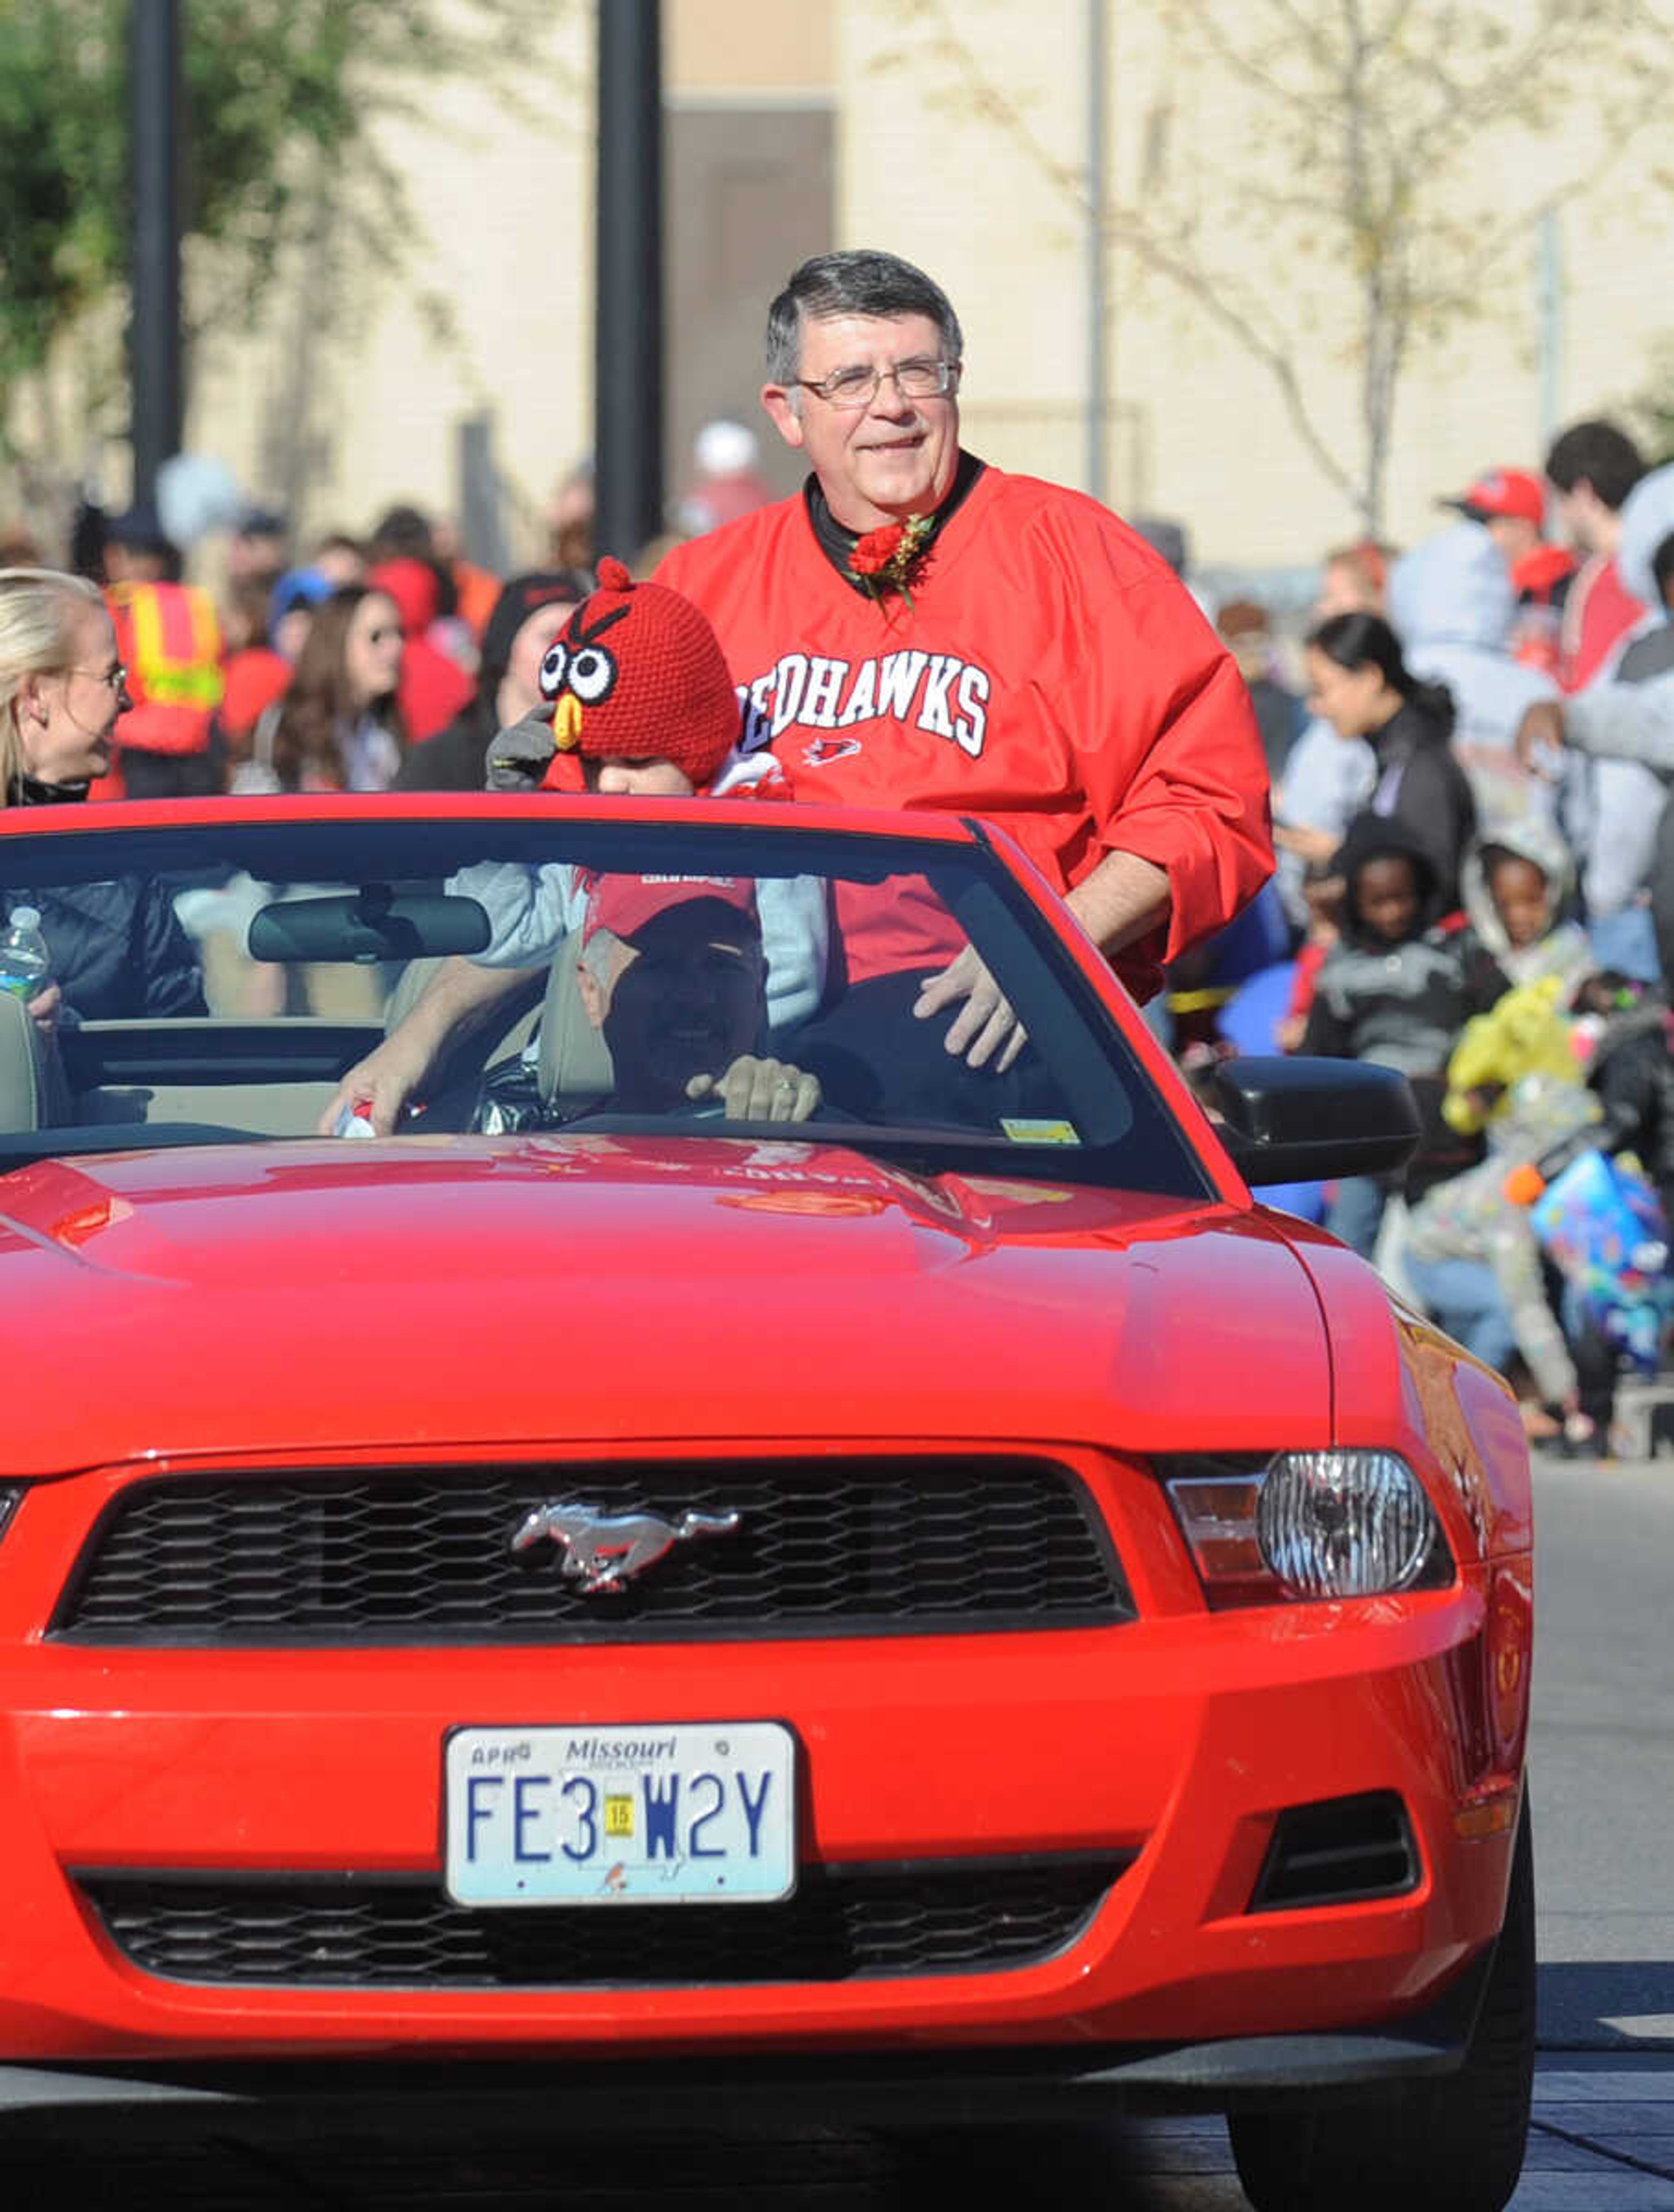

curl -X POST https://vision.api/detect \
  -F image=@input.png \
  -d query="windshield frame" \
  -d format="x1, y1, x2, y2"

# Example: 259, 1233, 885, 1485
0, 795, 1227, 1203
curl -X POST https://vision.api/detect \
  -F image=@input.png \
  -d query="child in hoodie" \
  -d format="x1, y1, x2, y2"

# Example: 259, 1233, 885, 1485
1301, 812, 1507, 1252
1461, 820, 1594, 996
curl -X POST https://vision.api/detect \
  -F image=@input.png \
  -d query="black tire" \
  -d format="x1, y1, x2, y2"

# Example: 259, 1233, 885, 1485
1229, 1800, 1535, 2212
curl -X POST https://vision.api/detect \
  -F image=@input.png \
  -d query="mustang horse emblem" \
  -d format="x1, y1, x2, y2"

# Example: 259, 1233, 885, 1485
510, 1501, 741, 1594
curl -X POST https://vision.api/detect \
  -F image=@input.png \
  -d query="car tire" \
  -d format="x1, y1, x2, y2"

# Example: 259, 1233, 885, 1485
1228, 1800, 1535, 2212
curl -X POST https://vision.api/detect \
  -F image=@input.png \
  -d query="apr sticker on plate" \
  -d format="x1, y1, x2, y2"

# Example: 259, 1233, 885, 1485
1000, 1118, 1081, 1145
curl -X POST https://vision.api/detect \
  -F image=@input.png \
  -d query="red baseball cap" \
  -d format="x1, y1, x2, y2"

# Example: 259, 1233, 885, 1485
1439, 468, 1546, 527
582, 873, 758, 948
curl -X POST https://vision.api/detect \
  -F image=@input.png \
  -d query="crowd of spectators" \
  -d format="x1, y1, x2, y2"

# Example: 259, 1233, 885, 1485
4, 384, 1671, 1456
1177, 419, 1674, 1454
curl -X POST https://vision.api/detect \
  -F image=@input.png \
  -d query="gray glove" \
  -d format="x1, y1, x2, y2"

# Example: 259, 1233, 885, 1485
485, 711, 560, 793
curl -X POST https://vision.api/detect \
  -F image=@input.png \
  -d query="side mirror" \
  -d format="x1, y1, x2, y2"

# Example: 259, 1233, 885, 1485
1210, 1056, 1420, 1186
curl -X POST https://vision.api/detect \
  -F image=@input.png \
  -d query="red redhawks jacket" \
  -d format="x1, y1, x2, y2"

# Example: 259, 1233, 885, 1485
657, 462, 1272, 997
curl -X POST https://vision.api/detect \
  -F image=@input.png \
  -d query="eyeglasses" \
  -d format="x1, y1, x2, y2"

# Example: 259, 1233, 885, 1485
68, 664, 129, 693
793, 358, 962, 411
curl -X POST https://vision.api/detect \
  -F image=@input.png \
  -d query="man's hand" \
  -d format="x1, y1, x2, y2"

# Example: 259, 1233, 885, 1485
1515, 700, 1567, 775
316, 1032, 434, 1136
26, 980, 61, 1046
913, 945, 1027, 1070
316, 958, 538, 1135
485, 713, 558, 793
686, 1056, 821, 1121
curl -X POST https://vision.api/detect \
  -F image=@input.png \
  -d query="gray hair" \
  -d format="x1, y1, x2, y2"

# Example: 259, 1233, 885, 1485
764, 250, 964, 388
0, 567, 104, 800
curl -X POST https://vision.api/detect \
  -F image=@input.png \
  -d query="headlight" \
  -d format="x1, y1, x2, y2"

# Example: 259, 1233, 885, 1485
0, 1483, 24, 1545
1162, 1452, 1451, 1606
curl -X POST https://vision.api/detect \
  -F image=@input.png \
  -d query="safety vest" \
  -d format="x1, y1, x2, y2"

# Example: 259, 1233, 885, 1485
108, 581, 225, 754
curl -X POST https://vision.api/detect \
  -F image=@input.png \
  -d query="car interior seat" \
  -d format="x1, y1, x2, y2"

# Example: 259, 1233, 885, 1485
537, 932, 613, 1112
0, 987, 49, 1129
382, 951, 546, 1088
381, 956, 442, 1036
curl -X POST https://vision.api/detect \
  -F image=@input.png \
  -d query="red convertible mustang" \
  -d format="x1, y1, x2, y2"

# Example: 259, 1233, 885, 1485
0, 796, 1532, 2209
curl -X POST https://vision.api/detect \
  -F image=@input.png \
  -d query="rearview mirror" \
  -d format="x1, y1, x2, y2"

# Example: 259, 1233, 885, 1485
248, 888, 492, 964
1210, 1056, 1420, 1186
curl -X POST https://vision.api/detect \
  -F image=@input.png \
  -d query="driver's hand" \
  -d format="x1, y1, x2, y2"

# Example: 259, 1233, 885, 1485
316, 1033, 431, 1136
26, 979, 61, 1046
686, 1056, 821, 1122
1515, 700, 1566, 774
913, 944, 1027, 1070
485, 712, 558, 792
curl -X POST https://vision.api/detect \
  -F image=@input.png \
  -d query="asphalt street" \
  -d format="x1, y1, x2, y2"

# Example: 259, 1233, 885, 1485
4, 1451, 1672, 2209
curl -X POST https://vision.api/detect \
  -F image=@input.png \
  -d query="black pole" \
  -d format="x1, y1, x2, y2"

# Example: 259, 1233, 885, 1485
129, 0, 184, 510
594, 0, 663, 567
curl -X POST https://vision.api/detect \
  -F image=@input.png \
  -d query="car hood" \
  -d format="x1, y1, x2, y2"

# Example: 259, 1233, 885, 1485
0, 1136, 1334, 1472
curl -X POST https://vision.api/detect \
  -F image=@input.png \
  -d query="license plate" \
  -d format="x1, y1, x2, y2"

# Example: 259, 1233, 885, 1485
443, 1722, 796, 1906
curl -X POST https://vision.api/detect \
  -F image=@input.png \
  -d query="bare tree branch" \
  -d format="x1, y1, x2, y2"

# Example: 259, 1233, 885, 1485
878, 0, 1674, 533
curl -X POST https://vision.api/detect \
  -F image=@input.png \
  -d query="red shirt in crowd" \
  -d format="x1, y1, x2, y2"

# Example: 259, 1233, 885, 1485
1558, 554, 1645, 693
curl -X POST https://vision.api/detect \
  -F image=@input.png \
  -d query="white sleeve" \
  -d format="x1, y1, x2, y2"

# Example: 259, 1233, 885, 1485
758, 875, 828, 1033
448, 862, 585, 968
1565, 667, 1674, 779
708, 745, 825, 1027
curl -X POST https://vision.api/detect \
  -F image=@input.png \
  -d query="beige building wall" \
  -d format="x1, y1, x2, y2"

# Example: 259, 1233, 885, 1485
837, 0, 1674, 571
173, 0, 1674, 578
837, 2, 1098, 502
189, 13, 593, 567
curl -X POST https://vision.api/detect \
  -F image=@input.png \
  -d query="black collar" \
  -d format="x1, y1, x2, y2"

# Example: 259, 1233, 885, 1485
8, 773, 90, 807
803, 450, 985, 591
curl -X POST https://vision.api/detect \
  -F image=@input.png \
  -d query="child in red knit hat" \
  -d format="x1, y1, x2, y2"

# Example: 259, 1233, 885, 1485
318, 558, 823, 1135
485, 557, 785, 802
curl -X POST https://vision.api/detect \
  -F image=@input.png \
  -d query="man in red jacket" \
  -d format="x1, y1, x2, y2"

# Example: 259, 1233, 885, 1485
656, 249, 1271, 1067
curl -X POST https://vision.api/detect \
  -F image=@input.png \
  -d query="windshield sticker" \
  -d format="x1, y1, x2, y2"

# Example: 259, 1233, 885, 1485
1000, 1118, 1081, 1146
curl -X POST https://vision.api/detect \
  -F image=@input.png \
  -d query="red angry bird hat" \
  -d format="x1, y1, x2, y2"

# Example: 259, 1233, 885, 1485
536, 555, 742, 788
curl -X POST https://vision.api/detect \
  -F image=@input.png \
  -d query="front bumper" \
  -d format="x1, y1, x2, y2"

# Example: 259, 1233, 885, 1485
0, 1973, 1493, 2132
0, 1566, 1525, 2068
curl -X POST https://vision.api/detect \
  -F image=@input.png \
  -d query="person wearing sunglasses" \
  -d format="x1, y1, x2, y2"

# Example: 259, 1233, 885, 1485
655, 248, 1271, 1076
253, 584, 408, 792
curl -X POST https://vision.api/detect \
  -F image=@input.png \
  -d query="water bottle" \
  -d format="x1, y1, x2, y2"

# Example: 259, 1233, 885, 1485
0, 907, 51, 1003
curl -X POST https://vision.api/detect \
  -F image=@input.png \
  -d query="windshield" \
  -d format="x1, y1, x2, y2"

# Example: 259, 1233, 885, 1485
0, 808, 1210, 1198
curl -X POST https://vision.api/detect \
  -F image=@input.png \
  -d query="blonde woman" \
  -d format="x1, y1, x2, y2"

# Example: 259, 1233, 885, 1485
0, 567, 126, 806
0, 567, 204, 1037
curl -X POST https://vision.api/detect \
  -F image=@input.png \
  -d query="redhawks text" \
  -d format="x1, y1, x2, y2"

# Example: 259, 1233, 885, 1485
742, 650, 993, 757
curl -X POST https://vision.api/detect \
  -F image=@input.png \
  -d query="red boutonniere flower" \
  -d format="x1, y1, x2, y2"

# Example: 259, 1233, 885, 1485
849, 512, 934, 612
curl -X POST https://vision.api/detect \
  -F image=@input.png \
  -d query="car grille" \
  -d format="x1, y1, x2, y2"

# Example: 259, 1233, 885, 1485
51, 1457, 1129, 1644
78, 1856, 1133, 1988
